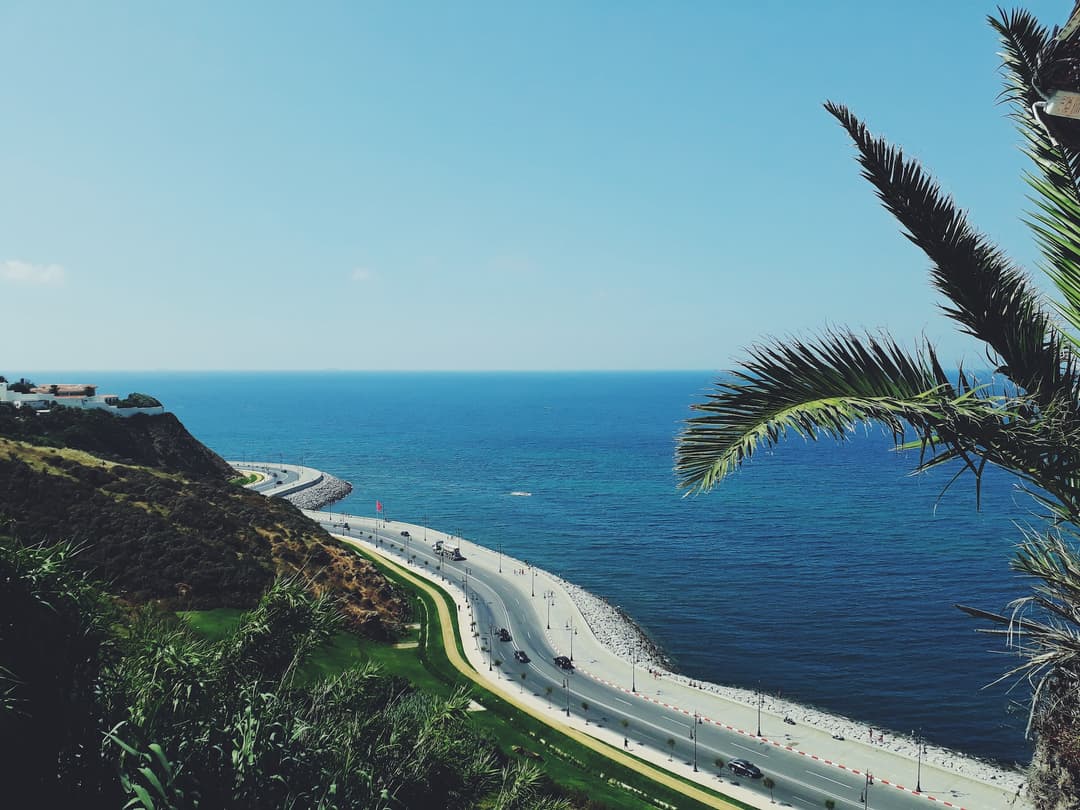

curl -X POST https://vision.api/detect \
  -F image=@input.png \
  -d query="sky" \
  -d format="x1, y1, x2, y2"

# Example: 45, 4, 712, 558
0, 0, 1069, 371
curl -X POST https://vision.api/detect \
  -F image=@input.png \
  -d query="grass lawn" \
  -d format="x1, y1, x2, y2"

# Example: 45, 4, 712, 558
181, 549, 751, 810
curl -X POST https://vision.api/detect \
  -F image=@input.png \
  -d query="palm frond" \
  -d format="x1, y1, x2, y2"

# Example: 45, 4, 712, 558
675, 331, 1008, 493
825, 101, 1072, 406
991, 9, 1080, 352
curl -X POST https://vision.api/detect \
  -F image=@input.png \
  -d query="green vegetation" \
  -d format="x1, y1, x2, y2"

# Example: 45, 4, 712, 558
114, 392, 162, 408
2, 538, 575, 809
676, 8, 1080, 808
0, 407, 408, 636
228, 472, 260, 486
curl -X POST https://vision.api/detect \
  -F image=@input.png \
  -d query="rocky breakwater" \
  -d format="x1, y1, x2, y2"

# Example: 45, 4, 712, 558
546, 568, 1024, 792
281, 473, 353, 510
549, 573, 670, 670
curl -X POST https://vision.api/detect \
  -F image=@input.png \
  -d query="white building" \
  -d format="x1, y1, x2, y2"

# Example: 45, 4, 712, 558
0, 379, 165, 417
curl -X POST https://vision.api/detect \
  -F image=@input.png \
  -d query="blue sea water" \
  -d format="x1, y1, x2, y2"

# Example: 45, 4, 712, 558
60, 370, 1036, 764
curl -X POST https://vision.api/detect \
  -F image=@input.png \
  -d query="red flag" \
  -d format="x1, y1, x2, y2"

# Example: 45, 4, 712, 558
376, 500, 383, 513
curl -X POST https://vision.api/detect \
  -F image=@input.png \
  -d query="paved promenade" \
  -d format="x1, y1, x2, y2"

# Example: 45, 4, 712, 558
317, 512, 1029, 810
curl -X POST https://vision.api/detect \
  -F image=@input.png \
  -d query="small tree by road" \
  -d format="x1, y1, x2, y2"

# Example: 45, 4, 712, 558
666, 737, 675, 761
763, 776, 776, 803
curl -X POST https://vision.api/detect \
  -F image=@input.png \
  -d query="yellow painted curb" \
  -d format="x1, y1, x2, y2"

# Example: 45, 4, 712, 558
346, 539, 744, 810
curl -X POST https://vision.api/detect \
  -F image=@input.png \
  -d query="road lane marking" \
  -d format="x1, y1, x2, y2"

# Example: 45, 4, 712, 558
615, 697, 632, 705
733, 742, 769, 757
804, 771, 850, 789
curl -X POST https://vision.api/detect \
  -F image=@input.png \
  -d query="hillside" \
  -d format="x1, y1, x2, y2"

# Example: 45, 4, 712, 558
0, 406, 407, 638
0, 405, 236, 480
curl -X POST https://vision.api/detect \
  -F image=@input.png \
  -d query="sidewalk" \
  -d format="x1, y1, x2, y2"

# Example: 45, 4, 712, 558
319, 511, 1028, 810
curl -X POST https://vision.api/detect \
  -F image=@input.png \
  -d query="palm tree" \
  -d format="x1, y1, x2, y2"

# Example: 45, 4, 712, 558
666, 737, 676, 761
763, 776, 776, 804
545, 685, 553, 708
675, 8, 1080, 809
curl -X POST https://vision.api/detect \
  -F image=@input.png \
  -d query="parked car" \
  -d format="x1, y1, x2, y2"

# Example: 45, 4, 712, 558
728, 759, 763, 779
513, 650, 530, 663
400, 530, 410, 537
553, 655, 574, 670
498, 628, 512, 642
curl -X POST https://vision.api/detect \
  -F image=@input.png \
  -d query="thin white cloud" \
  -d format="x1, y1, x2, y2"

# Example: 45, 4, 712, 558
350, 267, 375, 282
1, 260, 66, 286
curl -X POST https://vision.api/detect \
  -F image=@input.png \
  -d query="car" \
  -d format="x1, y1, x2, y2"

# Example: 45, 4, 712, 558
400, 530, 410, 537
498, 628, 512, 642
553, 655, 574, 670
728, 759, 763, 779
513, 650, 530, 663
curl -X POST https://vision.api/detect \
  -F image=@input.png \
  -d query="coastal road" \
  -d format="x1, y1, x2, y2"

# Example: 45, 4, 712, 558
237, 466, 1023, 810
310, 513, 1008, 810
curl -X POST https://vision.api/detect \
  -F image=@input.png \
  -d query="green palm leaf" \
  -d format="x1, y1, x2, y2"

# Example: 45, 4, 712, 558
674, 331, 1010, 493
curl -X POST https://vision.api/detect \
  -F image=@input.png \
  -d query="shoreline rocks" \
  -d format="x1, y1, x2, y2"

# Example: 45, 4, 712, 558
542, 567, 1026, 792
280, 473, 353, 510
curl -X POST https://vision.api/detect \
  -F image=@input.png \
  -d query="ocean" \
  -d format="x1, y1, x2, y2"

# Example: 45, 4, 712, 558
52, 370, 1035, 764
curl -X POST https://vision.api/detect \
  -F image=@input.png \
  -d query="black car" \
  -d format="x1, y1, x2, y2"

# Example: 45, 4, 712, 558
498, 628, 512, 642
513, 650, 530, 663
553, 655, 574, 670
400, 530, 410, 537
728, 759, 763, 779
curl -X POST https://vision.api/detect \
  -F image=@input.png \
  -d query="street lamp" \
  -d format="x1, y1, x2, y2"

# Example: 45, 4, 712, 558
463, 567, 471, 605
565, 618, 578, 661
913, 731, 924, 793
631, 637, 637, 693
498, 542, 503, 573
860, 772, 874, 809
563, 676, 571, 716
691, 712, 699, 772
756, 685, 763, 737
542, 590, 553, 629
530, 566, 536, 597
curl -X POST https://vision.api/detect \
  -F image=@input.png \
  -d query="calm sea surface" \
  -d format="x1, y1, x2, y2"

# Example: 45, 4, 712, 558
58, 371, 1036, 764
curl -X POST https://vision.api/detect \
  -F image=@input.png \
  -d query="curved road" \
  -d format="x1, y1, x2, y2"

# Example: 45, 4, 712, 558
232, 464, 1025, 810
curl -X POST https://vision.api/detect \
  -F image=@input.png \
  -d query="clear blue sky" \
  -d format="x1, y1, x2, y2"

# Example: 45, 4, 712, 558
0, 1, 1066, 371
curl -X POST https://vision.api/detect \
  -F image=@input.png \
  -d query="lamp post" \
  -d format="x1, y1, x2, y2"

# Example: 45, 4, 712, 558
423, 515, 428, 546
543, 590, 554, 629
565, 618, 578, 661
563, 676, 571, 716
756, 685, 763, 737
463, 567, 471, 605
860, 772, 873, 809
914, 731, 924, 793
691, 712, 699, 772
531, 566, 536, 597
498, 542, 503, 573
631, 637, 637, 693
